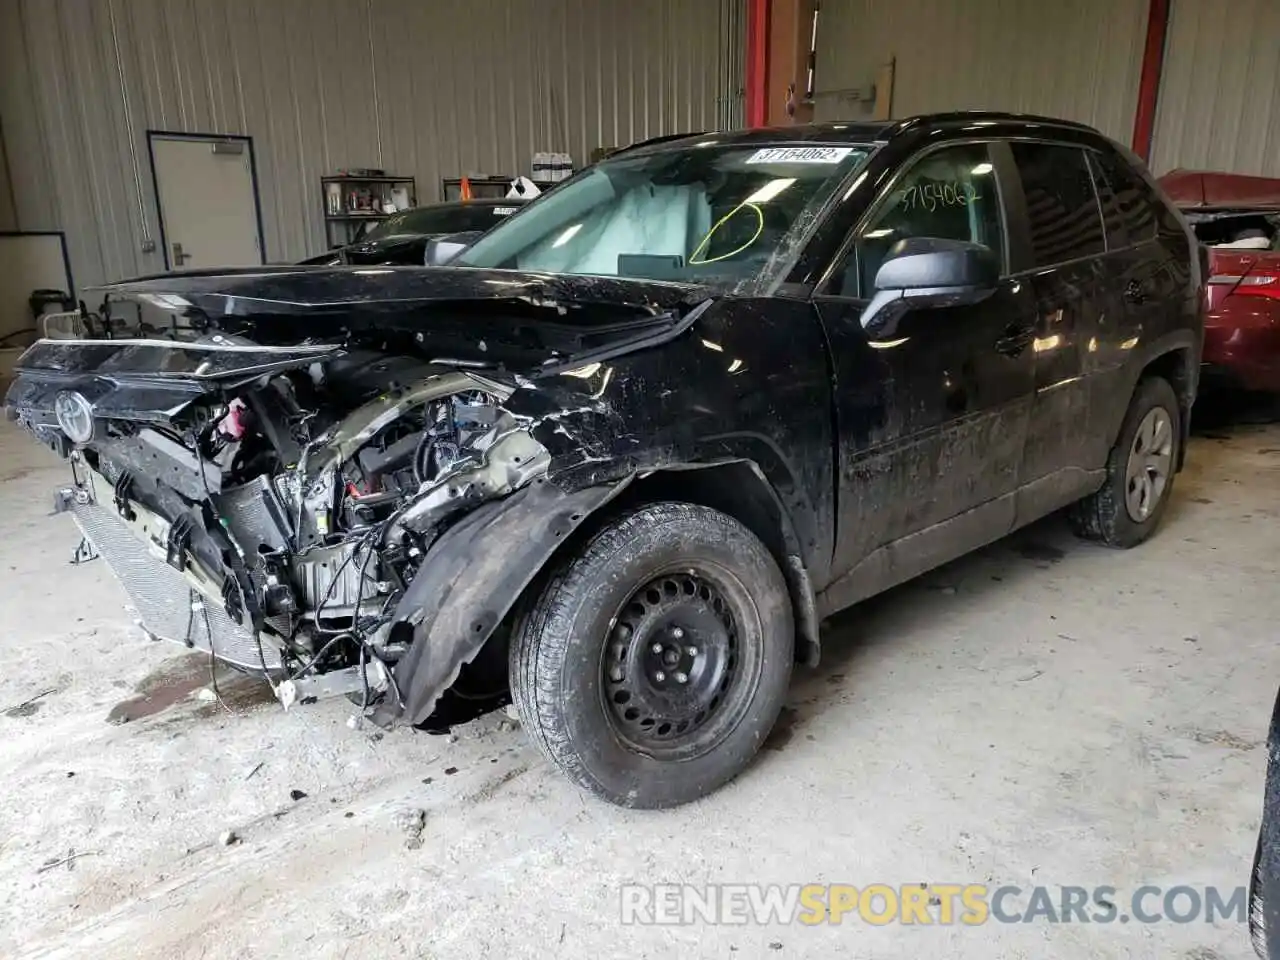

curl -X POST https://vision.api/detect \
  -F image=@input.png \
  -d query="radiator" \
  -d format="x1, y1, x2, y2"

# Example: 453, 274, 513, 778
71, 499, 282, 672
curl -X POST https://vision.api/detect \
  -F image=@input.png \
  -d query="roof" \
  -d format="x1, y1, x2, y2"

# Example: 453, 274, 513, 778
620, 111, 1104, 156
1158, 169, 1280, 210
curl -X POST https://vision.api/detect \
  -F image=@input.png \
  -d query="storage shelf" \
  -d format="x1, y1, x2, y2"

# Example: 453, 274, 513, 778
322, 175, 416, 184
320, 172, 416, 253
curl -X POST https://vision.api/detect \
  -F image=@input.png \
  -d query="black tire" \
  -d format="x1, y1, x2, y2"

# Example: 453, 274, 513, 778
509, 502, 794, 808
1069, 376, 1181, 547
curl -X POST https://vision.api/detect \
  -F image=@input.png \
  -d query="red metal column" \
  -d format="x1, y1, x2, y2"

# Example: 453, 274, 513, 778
1132, 0, 1171, 161
745, 0, 770, 128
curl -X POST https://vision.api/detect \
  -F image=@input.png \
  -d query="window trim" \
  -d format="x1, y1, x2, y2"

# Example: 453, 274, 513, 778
1084, 150, 1120, 251
1005, 139, 1109, 271
809, 134, 1172, 300
998, 136, 1165, 273
812, 137, 1015, 300
1086, 146, 1163, 254
958, 135, 1169, 270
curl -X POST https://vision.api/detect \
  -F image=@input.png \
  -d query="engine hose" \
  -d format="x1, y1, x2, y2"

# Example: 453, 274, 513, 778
412, 431, 432, 486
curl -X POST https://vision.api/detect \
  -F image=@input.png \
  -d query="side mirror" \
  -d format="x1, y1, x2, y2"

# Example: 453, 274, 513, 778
424, 238, 470, 266
861, 237, 1000, 338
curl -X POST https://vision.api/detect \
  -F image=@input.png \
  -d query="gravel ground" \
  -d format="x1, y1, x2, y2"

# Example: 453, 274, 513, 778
0, 416, 1277, 959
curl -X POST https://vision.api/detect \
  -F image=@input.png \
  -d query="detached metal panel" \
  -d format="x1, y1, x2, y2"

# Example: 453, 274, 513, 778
0, 0, 745, 290
1149, 0, 1280, 177
815, 0, 1148, 143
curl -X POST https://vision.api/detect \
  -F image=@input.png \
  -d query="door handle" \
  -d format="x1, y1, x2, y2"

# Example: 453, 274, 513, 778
994, 323, 1034, 357
172, 242, 191, 266
1123, 279, 1148, 304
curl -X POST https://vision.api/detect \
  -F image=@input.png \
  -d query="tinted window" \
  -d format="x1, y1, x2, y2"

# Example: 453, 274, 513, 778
1010, 142, 1105, 266
831, 142, 1005, 297
1088, 150, 1159, 247
364, 203, 521, 240
1088, 154, 1130, 250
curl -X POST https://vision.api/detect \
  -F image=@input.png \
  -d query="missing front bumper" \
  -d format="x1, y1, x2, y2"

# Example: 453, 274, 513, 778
59, 468, 282, 672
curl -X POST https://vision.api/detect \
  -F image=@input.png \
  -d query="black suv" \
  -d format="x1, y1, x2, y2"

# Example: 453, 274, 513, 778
5, 113, 1203, 808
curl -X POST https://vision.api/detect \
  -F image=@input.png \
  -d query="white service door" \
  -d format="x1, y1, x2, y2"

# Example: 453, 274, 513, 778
151, 136, 262, 270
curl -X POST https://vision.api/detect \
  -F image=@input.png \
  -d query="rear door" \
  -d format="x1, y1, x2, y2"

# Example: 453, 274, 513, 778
813, 140, 1037, 590
1003, 141, 1109, 518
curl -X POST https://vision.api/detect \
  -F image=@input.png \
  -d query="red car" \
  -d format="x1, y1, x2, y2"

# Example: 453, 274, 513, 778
1159, 169, 1280, 392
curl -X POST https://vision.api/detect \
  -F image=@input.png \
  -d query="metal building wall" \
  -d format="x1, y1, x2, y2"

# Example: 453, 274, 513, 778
1149, 0, 1280, 177
814, 0, 1148, 144
0, 123, 15, 231
0, 0, 745, 291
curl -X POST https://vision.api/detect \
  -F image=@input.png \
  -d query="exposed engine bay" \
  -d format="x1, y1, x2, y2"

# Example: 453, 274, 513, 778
31, 341, 549, 715
3, 265, 713, 729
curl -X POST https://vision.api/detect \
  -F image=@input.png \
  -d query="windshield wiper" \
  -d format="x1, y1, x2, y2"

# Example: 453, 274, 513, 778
533, 298, 712, 378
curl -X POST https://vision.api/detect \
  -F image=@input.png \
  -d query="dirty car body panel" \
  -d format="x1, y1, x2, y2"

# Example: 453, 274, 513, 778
4, 115, 1202, 801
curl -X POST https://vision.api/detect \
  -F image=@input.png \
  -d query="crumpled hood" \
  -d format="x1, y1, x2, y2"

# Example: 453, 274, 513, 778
6, 267, 714, 425
95, 265, 707, 317
89, 265, 711, 373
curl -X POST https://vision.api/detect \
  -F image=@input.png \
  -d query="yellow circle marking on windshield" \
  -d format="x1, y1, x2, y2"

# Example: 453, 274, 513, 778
688, 202, 764, 265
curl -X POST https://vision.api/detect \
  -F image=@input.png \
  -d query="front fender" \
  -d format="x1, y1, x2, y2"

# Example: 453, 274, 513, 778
372, 478, 631, 727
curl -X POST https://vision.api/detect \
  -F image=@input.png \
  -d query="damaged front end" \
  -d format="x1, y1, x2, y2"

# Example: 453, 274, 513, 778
3, 268, 698, 727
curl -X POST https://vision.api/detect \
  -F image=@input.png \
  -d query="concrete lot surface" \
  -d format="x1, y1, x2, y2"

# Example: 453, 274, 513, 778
0, 417, 1276, 959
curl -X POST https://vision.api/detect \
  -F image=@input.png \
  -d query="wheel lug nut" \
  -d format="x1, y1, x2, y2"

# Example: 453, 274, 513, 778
671, 626, 684, 640
675, 671, 688, 684
687, 646, 698, 657
651, 642, 664, 654
655, 670, 666, 682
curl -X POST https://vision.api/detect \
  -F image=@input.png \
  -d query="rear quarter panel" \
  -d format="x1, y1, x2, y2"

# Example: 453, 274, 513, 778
1085, 189, 1202, 465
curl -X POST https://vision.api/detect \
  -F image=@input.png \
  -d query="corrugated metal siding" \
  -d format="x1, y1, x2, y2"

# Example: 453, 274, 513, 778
0, 0, 746, 291
1149, 0, 1280, 177
0, 124, 15, 231
814, 0, 1148, 143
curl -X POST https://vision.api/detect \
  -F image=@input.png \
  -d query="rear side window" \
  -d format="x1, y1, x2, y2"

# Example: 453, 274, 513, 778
1088, 150, 1160, 247
1010, 142, 1105, 267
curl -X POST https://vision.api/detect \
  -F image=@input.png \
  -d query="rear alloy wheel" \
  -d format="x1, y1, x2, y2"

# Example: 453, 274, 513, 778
510, 502, 793, 808
1070, 375, 1181, 547
1123, 406, 1174, 523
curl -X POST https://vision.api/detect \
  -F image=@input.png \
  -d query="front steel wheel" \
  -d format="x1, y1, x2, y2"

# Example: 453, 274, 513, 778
510, 502, 794, 808
602, 569, 760, 761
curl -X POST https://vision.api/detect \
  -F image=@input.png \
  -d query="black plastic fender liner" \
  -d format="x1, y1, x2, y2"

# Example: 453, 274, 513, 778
373, 477, 631, 727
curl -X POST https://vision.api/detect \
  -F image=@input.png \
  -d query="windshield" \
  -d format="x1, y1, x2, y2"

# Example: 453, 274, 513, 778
456, 143, 872, 287
363, 203, 522, 241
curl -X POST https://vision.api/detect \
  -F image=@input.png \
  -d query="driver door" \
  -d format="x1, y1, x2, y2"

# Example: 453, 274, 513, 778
813, 140, 1038, 597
